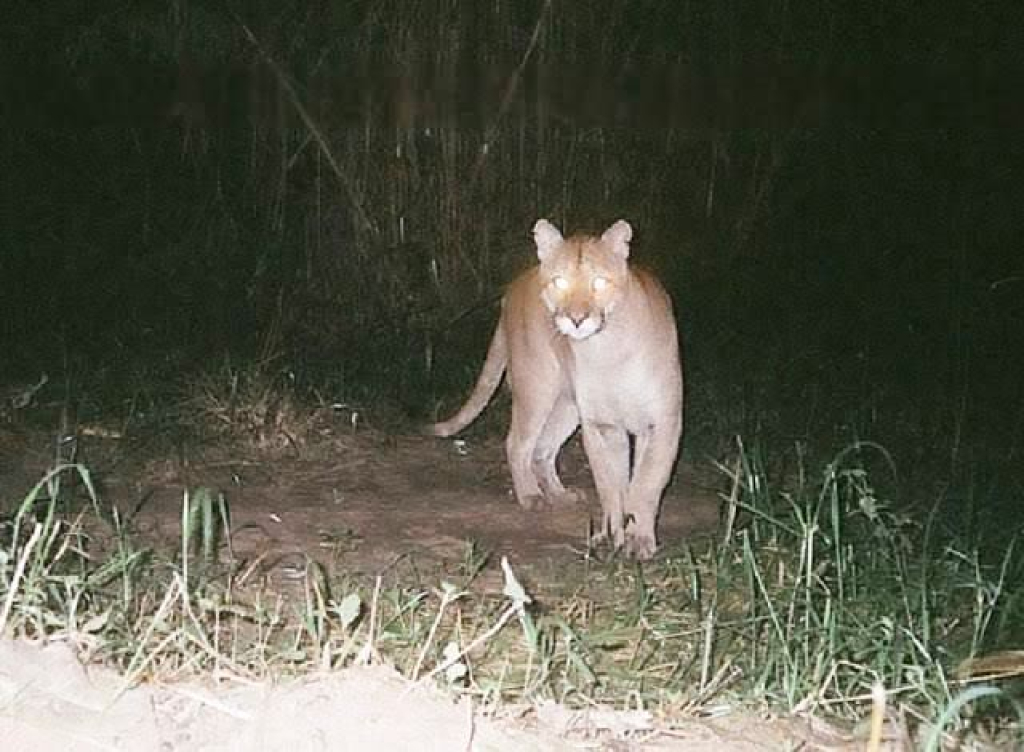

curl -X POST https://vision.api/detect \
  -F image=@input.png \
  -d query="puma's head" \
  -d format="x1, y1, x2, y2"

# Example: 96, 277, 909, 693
532, 219, 632, 340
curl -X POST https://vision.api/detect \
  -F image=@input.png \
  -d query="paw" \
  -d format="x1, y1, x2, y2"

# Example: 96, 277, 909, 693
624, 530, 657, 561
591, 516, 626, 551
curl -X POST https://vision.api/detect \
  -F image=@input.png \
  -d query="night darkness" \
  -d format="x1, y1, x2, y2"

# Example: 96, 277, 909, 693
2, 2, 1023, 516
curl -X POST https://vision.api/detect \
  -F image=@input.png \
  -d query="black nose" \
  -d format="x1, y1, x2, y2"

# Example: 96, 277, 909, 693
569, 313, 586, 326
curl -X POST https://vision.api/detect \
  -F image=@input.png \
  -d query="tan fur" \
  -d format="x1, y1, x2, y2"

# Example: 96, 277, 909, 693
431, 219, 683, 559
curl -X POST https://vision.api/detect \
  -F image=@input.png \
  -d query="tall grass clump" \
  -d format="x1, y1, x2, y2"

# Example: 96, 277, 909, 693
701, 438, 1024, 743
0, 465, 106, 643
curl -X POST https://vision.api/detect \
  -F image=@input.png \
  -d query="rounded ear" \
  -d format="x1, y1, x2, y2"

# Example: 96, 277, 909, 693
601, 220, 633, 258
533, 219, 564, 261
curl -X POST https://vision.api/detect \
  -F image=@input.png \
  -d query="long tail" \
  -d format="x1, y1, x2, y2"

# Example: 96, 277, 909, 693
430, 321, 507, 436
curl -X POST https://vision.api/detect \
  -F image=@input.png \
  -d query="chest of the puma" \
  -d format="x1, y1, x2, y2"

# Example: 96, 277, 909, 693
569, 330, 678, 434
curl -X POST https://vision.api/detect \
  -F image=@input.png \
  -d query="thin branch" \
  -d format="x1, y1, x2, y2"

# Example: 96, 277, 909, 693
239, 23, 377, 239
468, 0, 552, 186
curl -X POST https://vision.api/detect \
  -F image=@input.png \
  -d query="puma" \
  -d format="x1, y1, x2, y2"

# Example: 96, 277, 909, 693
431, 219, 683, 560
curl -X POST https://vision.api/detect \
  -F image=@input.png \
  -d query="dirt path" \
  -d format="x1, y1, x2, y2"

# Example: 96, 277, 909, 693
102, 431, 725, 582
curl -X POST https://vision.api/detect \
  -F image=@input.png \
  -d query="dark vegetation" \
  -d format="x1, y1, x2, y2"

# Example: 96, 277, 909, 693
3, 2, 1021, 465
2, 2, 1023, 744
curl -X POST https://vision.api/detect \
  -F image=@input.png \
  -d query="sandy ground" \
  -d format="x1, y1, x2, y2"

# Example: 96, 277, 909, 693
0, 638, 863, 751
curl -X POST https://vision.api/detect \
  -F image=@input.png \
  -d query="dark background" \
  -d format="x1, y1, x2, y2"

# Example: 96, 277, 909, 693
2, 2, 1022, 520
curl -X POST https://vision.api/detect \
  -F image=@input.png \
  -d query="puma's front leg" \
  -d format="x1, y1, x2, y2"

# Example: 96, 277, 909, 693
581, 422, 630, 550
625, 415, 682, 559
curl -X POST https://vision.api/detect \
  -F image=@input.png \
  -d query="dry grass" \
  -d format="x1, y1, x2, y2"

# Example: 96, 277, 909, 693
2, 429, 1021, 748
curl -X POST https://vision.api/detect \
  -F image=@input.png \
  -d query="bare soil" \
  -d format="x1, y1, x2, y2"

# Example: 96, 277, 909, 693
0, 416, 885, 750
2, 638, 854, 751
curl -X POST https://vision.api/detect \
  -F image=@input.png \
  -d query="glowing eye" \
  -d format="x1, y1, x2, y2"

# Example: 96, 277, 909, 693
592, 276, 609, 291
552, 276, 570, 291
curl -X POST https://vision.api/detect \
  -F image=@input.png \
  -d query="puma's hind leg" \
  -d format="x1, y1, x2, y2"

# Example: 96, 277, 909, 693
532, 394, 585, 505
505, 384, 564, 510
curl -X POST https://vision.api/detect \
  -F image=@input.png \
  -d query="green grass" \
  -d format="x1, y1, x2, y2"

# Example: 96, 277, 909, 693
1, 436, 1022, 747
